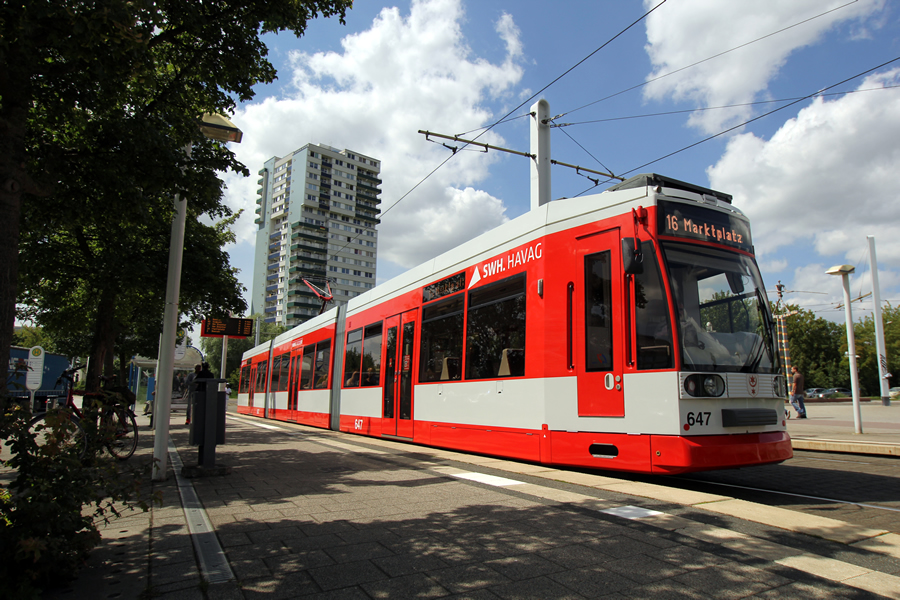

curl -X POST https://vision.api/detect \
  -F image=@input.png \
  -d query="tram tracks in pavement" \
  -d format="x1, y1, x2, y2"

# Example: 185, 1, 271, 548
671, 476, 900, 514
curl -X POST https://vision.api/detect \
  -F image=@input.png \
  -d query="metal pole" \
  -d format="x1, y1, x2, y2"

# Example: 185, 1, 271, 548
530, 99, 551, 210
867, 236, 890, 406
220, 335, 228, 393
152, 143, 192, 481
839, 273, 864, 434
151, 188, 188, 480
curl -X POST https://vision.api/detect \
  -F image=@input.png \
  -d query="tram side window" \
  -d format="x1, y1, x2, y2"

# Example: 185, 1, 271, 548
278, 352, 290, 391
466, 274, 526, 380
419, 294, 464, 382
585, 251, 613, 371
344, 328, 363, 387
314, 339, 332, 389
301, 345, 316, 389
361, 324, 382, 387
270, 354, 282, 391
634, 241, 674, 370
240, 364, 250, 393
255, 360, 268, 393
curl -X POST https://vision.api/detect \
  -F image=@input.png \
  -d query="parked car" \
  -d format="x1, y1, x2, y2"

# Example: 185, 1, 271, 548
889, 387, 900, 399
819, 387, 852, 398
804, 388, 825, 397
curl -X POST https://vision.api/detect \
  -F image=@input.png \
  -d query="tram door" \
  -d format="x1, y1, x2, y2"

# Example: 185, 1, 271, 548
573, 229, 625, 417
287, 350, 302, 422
381, 310, 417, 438
248, 363, 258, 410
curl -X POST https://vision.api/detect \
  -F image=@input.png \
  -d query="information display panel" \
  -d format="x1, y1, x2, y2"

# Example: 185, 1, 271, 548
201, 317, 254, 338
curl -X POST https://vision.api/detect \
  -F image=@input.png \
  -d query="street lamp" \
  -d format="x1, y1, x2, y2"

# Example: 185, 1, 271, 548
152, 114, 242, 481
825, 264, 863, 434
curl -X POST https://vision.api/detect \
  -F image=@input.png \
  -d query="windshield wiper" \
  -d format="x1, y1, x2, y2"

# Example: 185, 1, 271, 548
742, 288, 775, 372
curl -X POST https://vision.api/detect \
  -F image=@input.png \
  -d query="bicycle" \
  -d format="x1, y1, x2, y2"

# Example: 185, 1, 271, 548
28, 365, 139, 461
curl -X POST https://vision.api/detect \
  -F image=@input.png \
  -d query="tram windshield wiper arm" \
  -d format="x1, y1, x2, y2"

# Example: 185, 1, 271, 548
743, 288, 774, 372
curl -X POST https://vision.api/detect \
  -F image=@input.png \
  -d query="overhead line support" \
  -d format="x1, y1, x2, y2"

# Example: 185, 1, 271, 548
417, 130, 624, 182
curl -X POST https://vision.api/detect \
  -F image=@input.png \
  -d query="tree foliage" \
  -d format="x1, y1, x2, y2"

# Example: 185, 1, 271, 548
0, 0, 352, 402
780, 304, 845, 390
851, 303, 900, 397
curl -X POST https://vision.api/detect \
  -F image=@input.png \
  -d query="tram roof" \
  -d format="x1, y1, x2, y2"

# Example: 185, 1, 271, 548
607, 173, 733, 204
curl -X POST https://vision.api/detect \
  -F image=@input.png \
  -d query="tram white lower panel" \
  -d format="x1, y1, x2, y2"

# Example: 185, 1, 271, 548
414, 379, 547, 430
340, 388, 382, 418
297, 390, 330, 414
542, 372, 681, 435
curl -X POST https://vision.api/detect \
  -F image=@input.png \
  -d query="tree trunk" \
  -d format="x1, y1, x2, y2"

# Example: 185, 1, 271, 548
87, 288, 118, 392
0, 55, 34, 408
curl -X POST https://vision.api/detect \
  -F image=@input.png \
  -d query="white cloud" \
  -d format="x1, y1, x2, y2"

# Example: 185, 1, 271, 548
222, 0, 525, 275
708, 69, 900, 266
642, 0, 885, 134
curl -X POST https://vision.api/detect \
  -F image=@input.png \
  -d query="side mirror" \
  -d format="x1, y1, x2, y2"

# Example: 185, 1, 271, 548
726, 271, 744, 294
622, 237, 644, 275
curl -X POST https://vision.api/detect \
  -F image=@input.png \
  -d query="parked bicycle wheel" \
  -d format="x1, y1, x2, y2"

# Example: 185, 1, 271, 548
100, 406, 138, 460
28, 409, 87, 459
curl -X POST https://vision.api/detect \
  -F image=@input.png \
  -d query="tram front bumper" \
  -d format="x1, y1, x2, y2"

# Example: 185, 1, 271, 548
650, 431, 793, 474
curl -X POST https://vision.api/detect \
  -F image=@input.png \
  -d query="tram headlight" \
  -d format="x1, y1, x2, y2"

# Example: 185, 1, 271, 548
703, 375, 725, 397
684, 374, 725, 397
774, 377, 786, 397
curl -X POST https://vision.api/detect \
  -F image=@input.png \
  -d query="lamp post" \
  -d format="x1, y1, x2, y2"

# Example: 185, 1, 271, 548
152, 114, 243, 481
825, 264, 863, 434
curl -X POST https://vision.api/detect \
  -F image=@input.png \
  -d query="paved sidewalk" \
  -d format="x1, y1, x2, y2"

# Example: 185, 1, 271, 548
787, 400, 900, 456
40, 404, 900, 599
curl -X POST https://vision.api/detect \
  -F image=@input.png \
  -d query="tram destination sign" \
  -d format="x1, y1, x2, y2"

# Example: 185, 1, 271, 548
657, 200, 753, 253
201, 317, 254, 338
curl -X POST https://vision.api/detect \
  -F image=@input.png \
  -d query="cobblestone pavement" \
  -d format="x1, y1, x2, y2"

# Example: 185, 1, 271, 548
25, 400, 900, 599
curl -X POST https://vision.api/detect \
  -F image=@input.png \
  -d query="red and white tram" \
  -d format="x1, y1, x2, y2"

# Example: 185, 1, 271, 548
238, 173, 792, 474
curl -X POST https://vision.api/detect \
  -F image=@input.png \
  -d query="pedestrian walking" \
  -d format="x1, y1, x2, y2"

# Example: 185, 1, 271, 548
790, 366, 807, 418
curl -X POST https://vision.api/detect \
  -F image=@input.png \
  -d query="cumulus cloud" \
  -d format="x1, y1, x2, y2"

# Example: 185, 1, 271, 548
221, 0, 525, 276
708, 69, 900, 312
642, 0, 885, 134
708, 69, 900, 256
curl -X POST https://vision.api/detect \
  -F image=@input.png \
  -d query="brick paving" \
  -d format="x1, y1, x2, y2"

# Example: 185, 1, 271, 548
29, 401, 900, 599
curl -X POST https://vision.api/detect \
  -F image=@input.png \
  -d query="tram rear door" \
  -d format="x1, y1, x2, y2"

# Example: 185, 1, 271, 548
572, 229, 625, 417
381, 310, 417, 438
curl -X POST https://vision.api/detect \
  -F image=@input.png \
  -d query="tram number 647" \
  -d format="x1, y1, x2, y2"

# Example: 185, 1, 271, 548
686, 412, 712, 426
354, 419, 364, 430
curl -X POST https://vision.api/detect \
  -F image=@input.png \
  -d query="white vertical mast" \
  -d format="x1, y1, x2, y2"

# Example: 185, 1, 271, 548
530, 99, 551, 210
868, 235, 891, 406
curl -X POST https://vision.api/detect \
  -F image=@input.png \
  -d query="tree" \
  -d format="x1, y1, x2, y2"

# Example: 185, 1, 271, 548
781, 305, 845, 390
11, 325, 57, 353
0, 0, 352, 403
852, 303, 900, 397
200, 316, 287, 388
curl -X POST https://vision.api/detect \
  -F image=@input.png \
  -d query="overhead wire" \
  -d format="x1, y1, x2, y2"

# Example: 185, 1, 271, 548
327, 0, 669, 258
550, 0, 860, 123
619, 55, 900, 178
557, 127, 614, 182
454, 112, 532, 138
553, 84, 900, 127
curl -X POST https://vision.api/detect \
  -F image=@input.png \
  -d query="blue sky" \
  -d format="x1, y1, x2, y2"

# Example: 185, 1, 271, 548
220, 0, 900, 323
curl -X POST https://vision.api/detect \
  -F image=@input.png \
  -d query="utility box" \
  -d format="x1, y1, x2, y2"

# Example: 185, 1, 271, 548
188, 379, 227, 470
188, 390, 226, 446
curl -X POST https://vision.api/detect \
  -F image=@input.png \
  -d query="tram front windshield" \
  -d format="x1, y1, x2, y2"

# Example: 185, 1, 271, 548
662, 242, 778, 373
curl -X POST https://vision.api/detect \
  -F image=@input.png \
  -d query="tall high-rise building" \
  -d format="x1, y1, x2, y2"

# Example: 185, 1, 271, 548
251, 143, 381, 327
